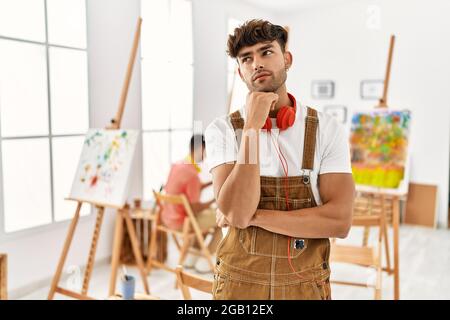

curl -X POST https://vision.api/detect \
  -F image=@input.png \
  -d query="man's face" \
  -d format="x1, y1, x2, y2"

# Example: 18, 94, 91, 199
236, 40, 292, 93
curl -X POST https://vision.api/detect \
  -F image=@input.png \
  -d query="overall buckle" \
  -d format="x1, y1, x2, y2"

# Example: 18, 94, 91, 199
301, 169, 312, 185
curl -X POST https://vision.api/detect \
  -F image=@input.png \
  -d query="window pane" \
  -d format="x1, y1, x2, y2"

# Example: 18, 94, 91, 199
0, 0, 46, 42
49, 47, 89, 135
52, 136, 90, 221
141, 58, 170, 130
227, 65, 237, 92
46, 0, 87, 48
169, 63, 192, 129
2, 138, 52, 232
169, 0, 192, 64
142, 132, 170, 200
141, 0, 169, 60
229, 71, 248, 113
227, 18, 247, 113
171, 130, 192, 163
0, 39, 49, 137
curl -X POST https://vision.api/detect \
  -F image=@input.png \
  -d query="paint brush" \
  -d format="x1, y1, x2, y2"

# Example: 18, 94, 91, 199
122, 265, 129, 281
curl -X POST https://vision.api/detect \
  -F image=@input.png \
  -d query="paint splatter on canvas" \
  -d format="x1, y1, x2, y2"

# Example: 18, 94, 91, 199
69, 129, 138, 207
350, 110, 411, 189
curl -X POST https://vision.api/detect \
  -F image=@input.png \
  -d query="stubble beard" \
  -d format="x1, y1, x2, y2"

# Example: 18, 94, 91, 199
246, 68, 287, 93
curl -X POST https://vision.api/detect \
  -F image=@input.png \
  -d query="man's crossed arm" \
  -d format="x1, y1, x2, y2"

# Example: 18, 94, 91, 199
213, 164, 355, 239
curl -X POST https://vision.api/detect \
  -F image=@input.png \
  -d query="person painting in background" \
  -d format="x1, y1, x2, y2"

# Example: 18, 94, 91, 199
162, 134, 222, 273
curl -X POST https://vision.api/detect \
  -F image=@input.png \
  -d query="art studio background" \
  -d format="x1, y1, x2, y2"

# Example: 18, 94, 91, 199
0, 0, 449, 300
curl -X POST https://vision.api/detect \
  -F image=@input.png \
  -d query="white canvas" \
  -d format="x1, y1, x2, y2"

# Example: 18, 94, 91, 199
69, 129, 139, 208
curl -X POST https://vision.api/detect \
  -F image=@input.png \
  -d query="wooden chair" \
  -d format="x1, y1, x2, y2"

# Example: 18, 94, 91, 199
330, 192, 389, 299
146, 191, 216, 275
0, 254, 6, 300
175, 265, 213, 299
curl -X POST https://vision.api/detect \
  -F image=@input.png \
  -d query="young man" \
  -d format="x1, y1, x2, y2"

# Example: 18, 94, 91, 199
205, 19, 355, 299
162, 134, 222, 272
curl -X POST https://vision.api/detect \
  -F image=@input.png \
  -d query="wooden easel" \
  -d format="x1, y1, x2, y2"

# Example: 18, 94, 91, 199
0, 254, 6, 300
376, 35, 395, 109
363, 35, 403, 300
47, 17, 149, 300
349, 190, 403, 300
108, 202, 159, 296
332, 35, 403, 300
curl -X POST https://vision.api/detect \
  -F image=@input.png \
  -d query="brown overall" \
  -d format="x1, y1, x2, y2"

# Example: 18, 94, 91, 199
212, 107, 331, 300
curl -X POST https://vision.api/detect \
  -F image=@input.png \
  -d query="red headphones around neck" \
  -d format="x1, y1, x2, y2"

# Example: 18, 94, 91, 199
262, 92, 297, 131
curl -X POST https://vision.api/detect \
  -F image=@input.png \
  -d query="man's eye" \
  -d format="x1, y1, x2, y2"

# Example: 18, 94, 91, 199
242, 57, 250, 63
263, 50, 273, 56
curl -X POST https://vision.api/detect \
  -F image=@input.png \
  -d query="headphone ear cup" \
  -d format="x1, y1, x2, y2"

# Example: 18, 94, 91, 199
276, 107, 288, 130
277, 106, 296, 131
285, 108, 296, 128
262, 117, 272, 130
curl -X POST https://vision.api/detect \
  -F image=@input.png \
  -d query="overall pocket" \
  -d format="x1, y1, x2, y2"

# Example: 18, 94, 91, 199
238, 227, 309, 258
258, 197, 312, 211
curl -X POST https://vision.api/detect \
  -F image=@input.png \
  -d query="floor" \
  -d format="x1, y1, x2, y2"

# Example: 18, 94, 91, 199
20, 224, 450, 300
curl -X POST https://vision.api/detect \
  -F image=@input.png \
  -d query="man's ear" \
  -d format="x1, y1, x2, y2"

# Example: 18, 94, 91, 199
284, 51, 293, 70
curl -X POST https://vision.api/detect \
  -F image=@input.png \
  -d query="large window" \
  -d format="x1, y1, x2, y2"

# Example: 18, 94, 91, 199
141, 0, 193, 199
227, 18, 248, 114
0, 0, 89, 233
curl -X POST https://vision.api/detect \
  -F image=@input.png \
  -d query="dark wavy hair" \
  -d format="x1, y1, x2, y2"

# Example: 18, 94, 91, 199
227, 19, 288, 59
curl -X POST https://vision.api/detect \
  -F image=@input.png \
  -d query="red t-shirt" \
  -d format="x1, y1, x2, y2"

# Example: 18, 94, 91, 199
161, 161, 201, 229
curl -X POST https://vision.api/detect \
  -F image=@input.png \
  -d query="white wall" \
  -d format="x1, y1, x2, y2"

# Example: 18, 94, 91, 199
275, 0, 450, 227
0, 0, 143, 297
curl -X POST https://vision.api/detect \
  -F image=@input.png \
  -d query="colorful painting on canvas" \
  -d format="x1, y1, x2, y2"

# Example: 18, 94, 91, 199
69, 129, 139, 207
350, 110, 411, 189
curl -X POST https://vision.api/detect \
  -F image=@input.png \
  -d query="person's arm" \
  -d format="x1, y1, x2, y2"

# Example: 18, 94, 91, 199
210, 132, 260, 228
211, 92, 279, 229
190, 199, 215, 214
200, 181, 213, 190
248, 173, 355, 238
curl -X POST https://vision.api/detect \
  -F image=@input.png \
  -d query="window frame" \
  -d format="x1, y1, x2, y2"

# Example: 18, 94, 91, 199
140, 0, 194, 199
0, 0, 91, 239
226, 16, 247, 114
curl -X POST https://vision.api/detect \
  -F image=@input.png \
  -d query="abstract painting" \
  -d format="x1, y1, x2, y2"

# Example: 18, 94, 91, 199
350, 110, 411, 190
69, 129, 139, 208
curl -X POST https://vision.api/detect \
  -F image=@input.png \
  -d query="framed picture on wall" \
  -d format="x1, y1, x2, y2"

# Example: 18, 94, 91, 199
323, 105, 348, 124
360, 79, 384, 100
311, 80, 334, 99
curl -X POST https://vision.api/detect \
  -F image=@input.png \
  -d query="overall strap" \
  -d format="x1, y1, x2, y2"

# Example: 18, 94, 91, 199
301, 107, 319, 171
229, 110, 244, 147
229, 110, 244, 131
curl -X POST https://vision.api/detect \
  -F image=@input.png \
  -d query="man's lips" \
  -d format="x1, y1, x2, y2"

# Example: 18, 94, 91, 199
253, 72, 272, 81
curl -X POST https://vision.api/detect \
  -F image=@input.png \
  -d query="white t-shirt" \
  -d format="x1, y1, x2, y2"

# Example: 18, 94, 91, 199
204, 104, 352, 205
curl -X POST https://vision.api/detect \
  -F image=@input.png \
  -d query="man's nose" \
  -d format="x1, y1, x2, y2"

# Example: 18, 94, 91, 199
252, 59, 264, 71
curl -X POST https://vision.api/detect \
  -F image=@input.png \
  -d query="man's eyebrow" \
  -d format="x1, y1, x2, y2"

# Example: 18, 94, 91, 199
238, 51, 252, 59
258, 44, 274, 52
238, 43, 275, 59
